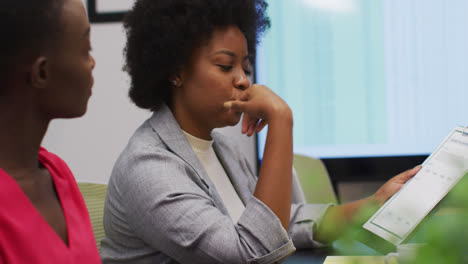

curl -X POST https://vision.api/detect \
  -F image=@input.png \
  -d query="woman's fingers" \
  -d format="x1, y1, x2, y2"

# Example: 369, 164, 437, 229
225, 101, 250, 114
373, 165, 422, 205
395, 165, 421, 183
225, 84, 290, 136
256, 120, 267, 133
238, 90, 250, 101
241, 113, 263, 136
241, 113, 251, 134
225, 100, 266, 121
247, 118, 259, 136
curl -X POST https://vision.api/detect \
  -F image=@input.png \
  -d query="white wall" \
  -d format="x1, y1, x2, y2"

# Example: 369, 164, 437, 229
42, 21, 257, 184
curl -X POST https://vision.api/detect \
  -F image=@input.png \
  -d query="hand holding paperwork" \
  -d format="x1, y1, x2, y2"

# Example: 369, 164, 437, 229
363, 126, 468, 246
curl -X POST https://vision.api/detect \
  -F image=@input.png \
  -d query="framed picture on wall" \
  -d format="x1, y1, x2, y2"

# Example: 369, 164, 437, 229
87, 0, 135, 23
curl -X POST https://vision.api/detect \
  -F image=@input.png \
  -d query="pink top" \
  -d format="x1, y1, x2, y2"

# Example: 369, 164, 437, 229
0, 148, 101, 264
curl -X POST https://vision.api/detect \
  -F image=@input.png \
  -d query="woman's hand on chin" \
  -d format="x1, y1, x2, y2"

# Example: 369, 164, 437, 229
223, 84, 292, 136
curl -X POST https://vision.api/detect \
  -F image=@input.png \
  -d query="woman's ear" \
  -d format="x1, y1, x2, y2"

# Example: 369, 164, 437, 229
30, 56, 49, 89
169, 73, 183, 88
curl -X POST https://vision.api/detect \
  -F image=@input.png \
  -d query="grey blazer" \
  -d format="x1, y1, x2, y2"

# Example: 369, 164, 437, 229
101, 104, 331, 264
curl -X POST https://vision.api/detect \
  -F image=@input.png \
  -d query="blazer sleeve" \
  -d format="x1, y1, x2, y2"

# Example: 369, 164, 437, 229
236, 146, 334, 250
114, 148, 295, 264
288, 169, 335, 248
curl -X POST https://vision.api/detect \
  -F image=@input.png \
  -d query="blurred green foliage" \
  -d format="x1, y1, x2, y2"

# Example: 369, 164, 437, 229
410, 172, 468, 264
333, 172, 468, 264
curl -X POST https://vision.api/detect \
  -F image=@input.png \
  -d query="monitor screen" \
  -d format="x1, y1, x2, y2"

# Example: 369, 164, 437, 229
256, 0, 467, 162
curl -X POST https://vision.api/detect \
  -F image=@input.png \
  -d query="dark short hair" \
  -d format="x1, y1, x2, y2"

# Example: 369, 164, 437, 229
0, 0, 63, 88
123, 0, 271, 111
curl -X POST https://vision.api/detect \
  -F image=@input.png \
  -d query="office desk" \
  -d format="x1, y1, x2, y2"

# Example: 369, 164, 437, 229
284, 250, 386, 264
284, 240, 382, 264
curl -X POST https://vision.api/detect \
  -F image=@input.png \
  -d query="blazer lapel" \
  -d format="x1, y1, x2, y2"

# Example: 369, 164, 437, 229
212, 134, 256, 205
147, 104, 229, 215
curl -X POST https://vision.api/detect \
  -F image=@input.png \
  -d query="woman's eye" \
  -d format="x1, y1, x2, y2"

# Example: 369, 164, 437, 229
217, 65, 232, 72
244, 69, 252, 76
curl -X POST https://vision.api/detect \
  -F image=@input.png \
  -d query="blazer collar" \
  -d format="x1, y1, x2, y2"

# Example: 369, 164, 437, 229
148, 104, 230, 212
211, 136, 256, 205
148, 104, 255, 207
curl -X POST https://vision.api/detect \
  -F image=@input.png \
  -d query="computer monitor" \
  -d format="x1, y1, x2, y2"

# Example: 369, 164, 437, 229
255, 0, 467, 181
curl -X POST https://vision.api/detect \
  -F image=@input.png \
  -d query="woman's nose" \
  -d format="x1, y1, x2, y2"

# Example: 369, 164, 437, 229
234, 69, 250, 90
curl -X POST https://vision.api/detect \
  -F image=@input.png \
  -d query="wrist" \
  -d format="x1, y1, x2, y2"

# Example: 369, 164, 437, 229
369, 194, 383, 207
268, 104, 293, 127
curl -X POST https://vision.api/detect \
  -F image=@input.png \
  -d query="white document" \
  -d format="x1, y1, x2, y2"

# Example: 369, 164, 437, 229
363, 126, 468, 245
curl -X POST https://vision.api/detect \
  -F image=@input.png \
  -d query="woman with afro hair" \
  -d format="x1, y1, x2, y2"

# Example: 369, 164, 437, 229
101, 0, 419, 263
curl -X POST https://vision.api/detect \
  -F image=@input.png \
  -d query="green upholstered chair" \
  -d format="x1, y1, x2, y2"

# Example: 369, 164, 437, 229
293, 153, 338, 204
77, 182, 108, 252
